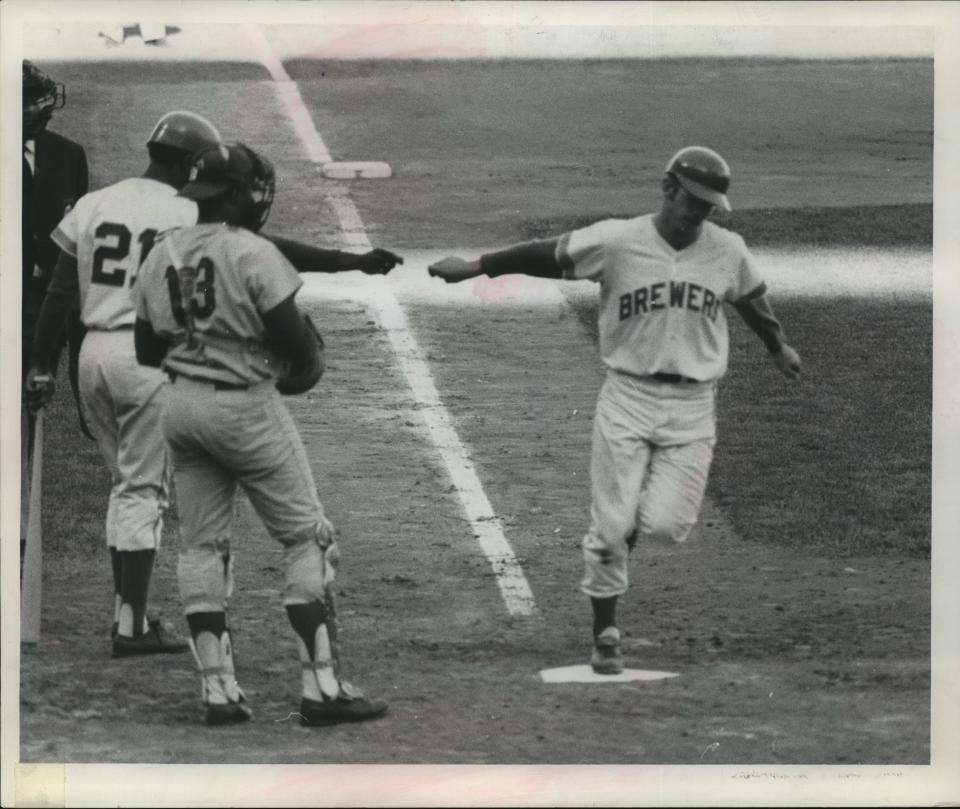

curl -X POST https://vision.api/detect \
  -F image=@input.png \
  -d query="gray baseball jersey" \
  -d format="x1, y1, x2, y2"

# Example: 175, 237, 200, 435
133, 223, 302, 387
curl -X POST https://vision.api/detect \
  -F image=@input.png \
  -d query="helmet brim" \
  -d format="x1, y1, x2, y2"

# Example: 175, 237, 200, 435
675, 174, 732, 212
178, 181, 229, 201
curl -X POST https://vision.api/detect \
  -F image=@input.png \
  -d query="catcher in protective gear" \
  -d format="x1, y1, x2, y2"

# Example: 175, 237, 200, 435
133, 140, 389, 727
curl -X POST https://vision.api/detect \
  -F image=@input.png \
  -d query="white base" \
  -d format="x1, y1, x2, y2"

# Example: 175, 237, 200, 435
322, 161, 392, 180
139, 24, 167, 42
540, 665, 679, 683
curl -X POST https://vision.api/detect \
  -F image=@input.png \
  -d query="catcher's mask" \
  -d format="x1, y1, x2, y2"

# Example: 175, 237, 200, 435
23, 60, 65, 138
664, 146, 732, 212
179, 142, 276, 232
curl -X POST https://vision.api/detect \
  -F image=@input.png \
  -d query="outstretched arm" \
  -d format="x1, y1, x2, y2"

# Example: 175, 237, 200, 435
265, 234, 403, 275
428, 238, 562, 283
733, 289, 802, 380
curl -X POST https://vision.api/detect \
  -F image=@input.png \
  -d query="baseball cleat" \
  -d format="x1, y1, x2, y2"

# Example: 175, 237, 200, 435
298, 689, 389, 727
590, 626, 624, 675
204, 701, 253, 727
112, 619, 190, 656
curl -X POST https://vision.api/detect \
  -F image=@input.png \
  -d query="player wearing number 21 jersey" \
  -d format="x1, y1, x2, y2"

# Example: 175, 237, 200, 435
26, 113, 226, 659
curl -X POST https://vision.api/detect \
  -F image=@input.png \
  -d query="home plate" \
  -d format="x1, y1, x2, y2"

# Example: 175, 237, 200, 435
322, 161, 392, 179
540, 665, 680, 683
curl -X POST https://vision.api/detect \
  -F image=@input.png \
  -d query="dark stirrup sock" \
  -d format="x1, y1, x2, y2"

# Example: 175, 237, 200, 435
591, 595, 618, 638
118, 549, 156, 637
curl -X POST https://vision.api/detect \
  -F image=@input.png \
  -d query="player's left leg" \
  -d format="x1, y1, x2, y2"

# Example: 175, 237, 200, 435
638, 379, 718, 545
235, 389, 387, 726
77, 332, 131, 642
107, 349, 186, 655
637, 437, 716, 543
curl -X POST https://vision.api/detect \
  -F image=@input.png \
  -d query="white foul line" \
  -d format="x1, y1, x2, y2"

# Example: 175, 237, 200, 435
245, 24, 538, 618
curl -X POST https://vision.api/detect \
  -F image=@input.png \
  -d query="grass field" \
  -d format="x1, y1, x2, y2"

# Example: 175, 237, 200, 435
14, 38, 937, 795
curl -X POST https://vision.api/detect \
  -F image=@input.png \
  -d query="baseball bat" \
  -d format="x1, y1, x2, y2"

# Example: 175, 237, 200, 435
21, 409, 44, 645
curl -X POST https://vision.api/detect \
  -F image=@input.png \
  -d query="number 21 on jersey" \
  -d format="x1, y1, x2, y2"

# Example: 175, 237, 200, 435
91, 222, 158, 287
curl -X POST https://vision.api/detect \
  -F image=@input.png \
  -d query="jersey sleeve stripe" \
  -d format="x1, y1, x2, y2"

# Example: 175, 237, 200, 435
733, 281, 768, 304
556, 232, 575, 278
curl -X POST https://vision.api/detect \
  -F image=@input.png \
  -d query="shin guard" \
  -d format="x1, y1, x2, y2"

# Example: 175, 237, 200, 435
286, 600, 341, 702
188, 628, 246, 706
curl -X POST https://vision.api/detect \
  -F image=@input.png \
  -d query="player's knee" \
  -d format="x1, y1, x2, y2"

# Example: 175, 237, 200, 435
582, 530, 630, 566
178, 548, 229, 613
580, 528, 630, 597
580, 550, 629, 598
639, 512, 696, 545
281, 526, 328, 604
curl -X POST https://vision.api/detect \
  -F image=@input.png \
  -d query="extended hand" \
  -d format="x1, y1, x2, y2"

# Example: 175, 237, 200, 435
427, 256, 482, 283
355, 248, 404, 275
24, 369, 55, 413
773, 344, 802, 380
317, 514, 337, 548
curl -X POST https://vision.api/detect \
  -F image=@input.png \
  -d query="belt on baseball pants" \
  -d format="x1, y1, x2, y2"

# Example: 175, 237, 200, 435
167, 371, 249, 391
648, 372, 700, 384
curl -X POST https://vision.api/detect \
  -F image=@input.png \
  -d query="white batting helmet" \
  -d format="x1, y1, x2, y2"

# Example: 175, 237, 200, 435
665, 146, 732, 212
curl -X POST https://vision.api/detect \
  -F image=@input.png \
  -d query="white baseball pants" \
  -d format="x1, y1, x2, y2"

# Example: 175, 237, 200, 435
581, 370, 717, 598
78, 329, 168, 552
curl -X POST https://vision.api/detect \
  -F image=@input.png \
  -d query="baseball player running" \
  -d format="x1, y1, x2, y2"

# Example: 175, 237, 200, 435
428, 146, 802, 674
132, 142, 388, 727
25, 111, 402, 658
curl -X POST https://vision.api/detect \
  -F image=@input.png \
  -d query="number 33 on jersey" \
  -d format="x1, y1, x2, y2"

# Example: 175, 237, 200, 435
51, 177, 198, 329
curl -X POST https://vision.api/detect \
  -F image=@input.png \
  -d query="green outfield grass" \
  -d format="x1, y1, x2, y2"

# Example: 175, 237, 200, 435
716, 296, 931, 557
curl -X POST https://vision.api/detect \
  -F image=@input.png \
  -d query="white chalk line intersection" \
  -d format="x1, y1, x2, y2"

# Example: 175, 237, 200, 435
245, 24, 538, 618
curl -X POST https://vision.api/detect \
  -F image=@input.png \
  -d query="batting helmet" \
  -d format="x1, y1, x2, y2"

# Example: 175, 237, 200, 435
23, 60, 65, 137
147, 110, 222, 157
178, 142, 276, 232
665, 146, 732, 212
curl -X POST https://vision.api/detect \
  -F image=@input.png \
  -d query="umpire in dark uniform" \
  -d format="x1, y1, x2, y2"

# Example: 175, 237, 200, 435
22, 60, 90, 439
21, 60, 90, 579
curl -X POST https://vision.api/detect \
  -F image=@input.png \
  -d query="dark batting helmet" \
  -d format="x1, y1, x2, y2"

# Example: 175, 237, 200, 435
147, 110, 222, 157
23, 60, 65, 138
665, 146, 732, 212
178, 142, 276, 232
